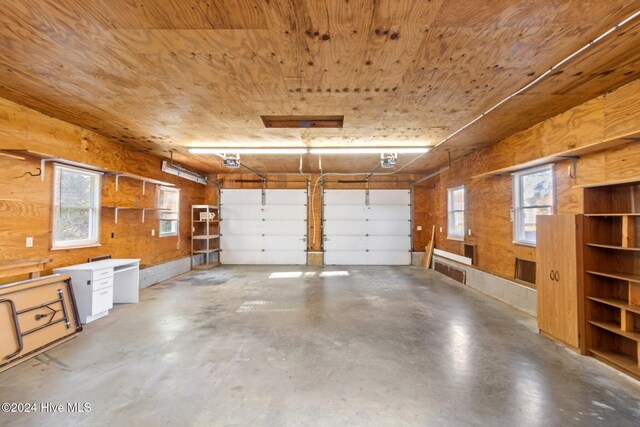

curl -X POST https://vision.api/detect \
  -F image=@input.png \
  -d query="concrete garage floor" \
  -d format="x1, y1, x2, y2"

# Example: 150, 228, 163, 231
1, 266, 639, 426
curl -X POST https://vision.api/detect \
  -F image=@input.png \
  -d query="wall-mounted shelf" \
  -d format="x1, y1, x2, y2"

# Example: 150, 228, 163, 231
0, 150, 174, 188
472, 132, 640, 179
106, 172, 173, 193
102, 206, 171, 224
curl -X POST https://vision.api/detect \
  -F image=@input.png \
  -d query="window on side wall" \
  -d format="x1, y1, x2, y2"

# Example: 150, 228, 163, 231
447, 185, 465, 240
512, 165, 554, 246
159, 186, 179, 236
52, 164, 102, 249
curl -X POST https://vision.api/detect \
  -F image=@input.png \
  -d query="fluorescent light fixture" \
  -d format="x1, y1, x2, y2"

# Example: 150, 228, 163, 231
189, 147, 307, 154
309, 147, 430, 154
188, 147, 430, 155
161, 160, 208, 185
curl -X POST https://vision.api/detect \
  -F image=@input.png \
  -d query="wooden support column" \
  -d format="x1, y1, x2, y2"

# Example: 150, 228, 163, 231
621, 215, 636, 248
621, 309, 634, 332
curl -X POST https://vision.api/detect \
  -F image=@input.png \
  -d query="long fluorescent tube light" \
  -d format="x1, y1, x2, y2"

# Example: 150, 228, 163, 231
309, 147, 430, 154
189, 147, 307, 154
161, 160, 208, 185
189, 147, 430, 155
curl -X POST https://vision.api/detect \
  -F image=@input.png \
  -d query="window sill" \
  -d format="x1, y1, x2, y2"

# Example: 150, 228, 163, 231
447, 236, 464, 242
51, 243, 101, 251
159, 233, 178, 238
513, 241, 536, 248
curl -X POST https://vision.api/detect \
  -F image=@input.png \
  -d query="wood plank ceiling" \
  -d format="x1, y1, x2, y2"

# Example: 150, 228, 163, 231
0, 0, 639, 174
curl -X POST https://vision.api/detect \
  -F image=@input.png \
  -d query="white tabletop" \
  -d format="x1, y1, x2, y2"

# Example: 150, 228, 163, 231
53, 259, 140, 271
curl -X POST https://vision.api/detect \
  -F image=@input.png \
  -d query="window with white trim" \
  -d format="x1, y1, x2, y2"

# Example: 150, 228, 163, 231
447, 185, 465, 240
159, 186, 179, 236
52, 164, 101, 249
512, 165, 554, 245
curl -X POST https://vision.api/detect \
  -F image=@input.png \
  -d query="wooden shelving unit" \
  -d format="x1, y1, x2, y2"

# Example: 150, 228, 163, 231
583, 181, 640, 380
191, 205, 220, 270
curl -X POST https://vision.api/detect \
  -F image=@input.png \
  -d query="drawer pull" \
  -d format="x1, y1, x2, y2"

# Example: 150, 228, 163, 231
99, 291, 109, 295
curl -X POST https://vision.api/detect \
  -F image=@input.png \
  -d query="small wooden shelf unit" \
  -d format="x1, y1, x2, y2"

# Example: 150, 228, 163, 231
191, 205, 220, 269
583, 181, 640, 380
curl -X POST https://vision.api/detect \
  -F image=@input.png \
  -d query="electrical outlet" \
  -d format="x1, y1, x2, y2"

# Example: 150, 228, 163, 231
111, 232, 115, 238
25, 237, 33, 247
439, 227, 443, 233
151, 229, 155, 236
468, 229, 472, 236
416, 225, 422, 231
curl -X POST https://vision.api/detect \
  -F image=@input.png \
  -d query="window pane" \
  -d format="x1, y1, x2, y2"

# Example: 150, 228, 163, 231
56, 208, 91, 241
452, 188, 464, 211
452, 211, 464, 235
521, 207, 552, 243
53, 165, 100, 246
522, 170, 552, 207
159, 187, 179, 235
160, 219, 176, 234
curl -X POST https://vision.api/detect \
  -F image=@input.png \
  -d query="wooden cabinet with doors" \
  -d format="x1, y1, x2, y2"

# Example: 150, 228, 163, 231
536, 214, 583, 352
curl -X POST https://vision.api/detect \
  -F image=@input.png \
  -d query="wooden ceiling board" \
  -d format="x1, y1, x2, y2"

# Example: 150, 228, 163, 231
0, 0, 639, 174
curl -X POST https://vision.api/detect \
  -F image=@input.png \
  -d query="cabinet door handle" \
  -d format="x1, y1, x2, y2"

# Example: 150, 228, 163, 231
554, 270, 560, 282
550, 270, 555, 281
99, 291, 108, 295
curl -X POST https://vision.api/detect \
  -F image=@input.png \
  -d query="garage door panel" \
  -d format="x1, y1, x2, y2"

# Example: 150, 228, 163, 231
324, 205, 368, 220
221, 189, 307, 265
221, 220, 264, 235
220, 205, 263, 220
220, 235, 262, 251
367, 220, 410, 236
367, 205, 410, 220
325, 235, 367, 251
262, 235, 306, 251
266, 189, 307, 205
323, 189, 411, 265
324, 251, 369, 265
367, 236, 410, 251
324, 190, 365, 205
263, 251, 306, 264
220, 189, 262, 205
263, 205, 307, 220
366, 251, 411, 265
265, 220, 306, 235
369, 190, 411, 205
323, 220, 368, 235
220, 250, 264, 264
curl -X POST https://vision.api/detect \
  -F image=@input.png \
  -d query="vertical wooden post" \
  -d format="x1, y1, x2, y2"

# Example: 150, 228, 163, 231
622, 215, 636, 248
621, 309, 634, 332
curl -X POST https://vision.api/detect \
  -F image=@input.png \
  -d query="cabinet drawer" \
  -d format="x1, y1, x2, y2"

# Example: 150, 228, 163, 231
92, 287, 113, 314
92, 268, 113, 281
92, 277, 113, 291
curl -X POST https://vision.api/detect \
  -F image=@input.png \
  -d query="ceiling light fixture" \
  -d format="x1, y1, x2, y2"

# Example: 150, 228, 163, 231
189, 147, 307, 155
161, 160, 208, 184
309, 147, 430, 154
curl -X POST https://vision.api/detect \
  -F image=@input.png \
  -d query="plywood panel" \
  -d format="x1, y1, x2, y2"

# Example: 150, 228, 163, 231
0, 1, 638, 174
0, 98, 206, 284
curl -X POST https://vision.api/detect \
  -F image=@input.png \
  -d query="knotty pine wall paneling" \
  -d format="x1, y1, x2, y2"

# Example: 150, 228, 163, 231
0, 97, 206, 283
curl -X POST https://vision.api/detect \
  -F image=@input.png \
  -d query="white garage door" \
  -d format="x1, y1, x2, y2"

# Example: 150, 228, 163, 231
220, 189, 307, 265
324, 189, 411, 265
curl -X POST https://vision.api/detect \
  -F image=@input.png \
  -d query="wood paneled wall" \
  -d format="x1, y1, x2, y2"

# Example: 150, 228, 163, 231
0, 97, 206, 283
420, 79, 640, 282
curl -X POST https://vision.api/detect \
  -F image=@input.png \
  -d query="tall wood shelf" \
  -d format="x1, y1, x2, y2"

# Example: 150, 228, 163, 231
191, 205, 220, 270
583, 181, 640, 380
